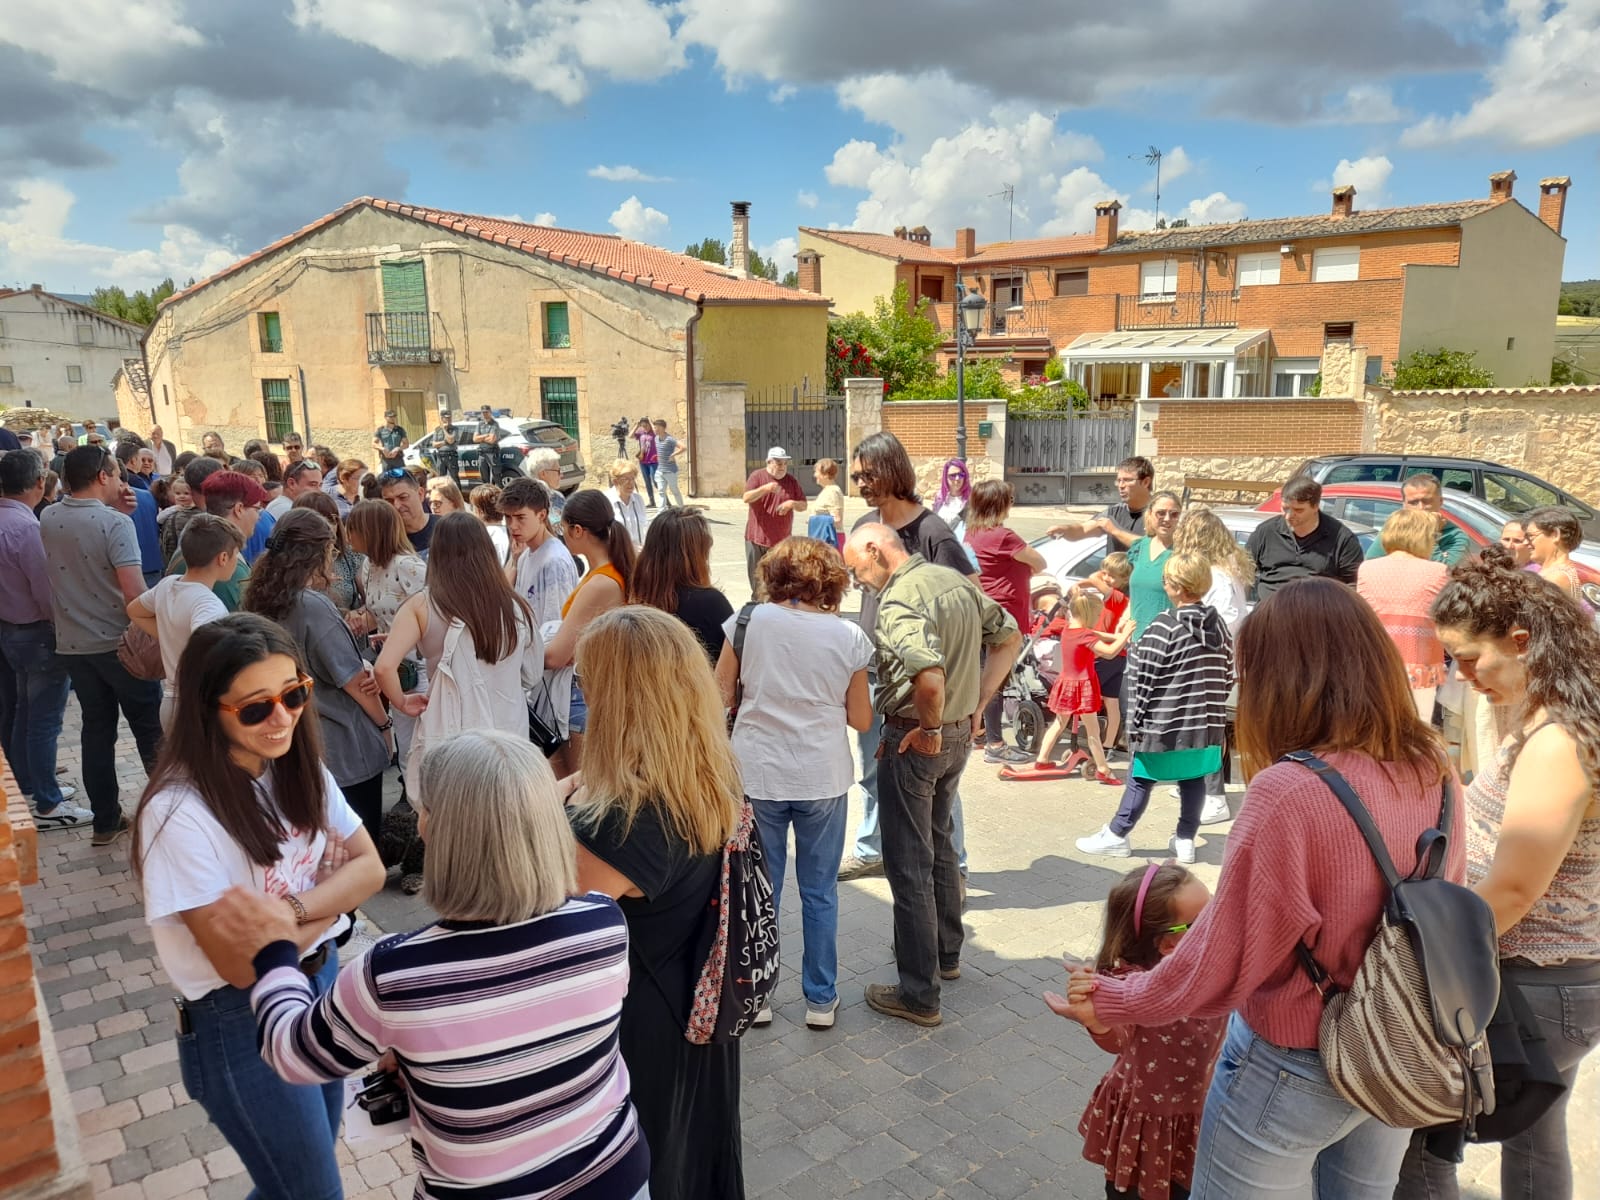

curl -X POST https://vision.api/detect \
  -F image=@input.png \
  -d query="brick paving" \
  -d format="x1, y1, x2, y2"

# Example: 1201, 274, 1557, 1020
20, 501, 1600, 1198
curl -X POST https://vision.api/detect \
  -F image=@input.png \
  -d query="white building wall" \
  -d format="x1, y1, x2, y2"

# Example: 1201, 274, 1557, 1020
0, 289, 143, 418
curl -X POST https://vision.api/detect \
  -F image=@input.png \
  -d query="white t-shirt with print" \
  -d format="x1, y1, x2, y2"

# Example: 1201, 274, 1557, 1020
723, 605, 874, 802
515, 537, 581, 629
137, 576, 229, 698
139, 765, 363, 1000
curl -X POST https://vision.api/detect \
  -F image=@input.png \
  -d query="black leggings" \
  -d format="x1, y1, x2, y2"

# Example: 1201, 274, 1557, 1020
340, 773, 385, 846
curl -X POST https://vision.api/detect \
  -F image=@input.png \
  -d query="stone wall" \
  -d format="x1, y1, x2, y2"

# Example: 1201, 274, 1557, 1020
1370, 383, 1600, 505
693, 382, 749, 498
880, 400, 1008, 497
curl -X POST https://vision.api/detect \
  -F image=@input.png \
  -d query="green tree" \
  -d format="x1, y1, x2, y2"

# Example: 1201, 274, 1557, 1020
684, 237, 727, 264
1382, 347, 1495, 390
864, 281, 941, 397
780, 269, 799, 288
88, 277, 175, 326
1551, 358, 1592, 386
893, 359, 1015, 402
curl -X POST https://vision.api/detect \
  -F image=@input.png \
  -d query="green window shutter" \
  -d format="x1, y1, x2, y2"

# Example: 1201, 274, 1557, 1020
262, 379, 294, 442
540, 377, 579, 439
381, 260, 427, 312
543, 302, 571, 349
259, 312, 282, 352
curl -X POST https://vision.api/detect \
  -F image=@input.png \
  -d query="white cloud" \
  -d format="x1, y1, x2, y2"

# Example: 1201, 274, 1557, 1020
3, 0, 203, 90
1150, 145, 1193, 188
532, 212, 559, 227
796, 190, 819, 209
1328, 84, 1405, 124
290, 0, 686, 105
1325, 155, 1395, 208
1179, 191, 1248, 225
768, 84, 797, 104
756, 235, 798, 278
0, 178, 236, 292
588, 164, 671, 183
608, 195, 669, 243
1403, 0, 1600, 147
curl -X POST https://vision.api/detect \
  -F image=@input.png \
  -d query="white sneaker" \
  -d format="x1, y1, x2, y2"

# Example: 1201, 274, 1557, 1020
35, 801, 93, 830
1076, 825, 1131, 858
1171, 835, 1196, 864
752, 1004, 773, 1027
1198, 794, 1232, 825
805, 997, 839, 1030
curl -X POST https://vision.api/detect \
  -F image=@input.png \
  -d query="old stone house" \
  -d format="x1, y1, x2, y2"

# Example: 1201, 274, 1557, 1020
129, 198, 828, 493
0, 286, 142, 419
798, 171, 1570, 397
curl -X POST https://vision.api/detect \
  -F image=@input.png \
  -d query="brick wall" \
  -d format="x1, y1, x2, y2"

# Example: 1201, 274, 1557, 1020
1149, 397, 1366, 492
883, 401, 996, 459
0, 753, 55, 1192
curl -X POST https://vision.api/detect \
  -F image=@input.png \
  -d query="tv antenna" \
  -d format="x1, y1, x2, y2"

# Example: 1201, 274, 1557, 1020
990, 183, 1016, 240
1128, 146, 1163, 226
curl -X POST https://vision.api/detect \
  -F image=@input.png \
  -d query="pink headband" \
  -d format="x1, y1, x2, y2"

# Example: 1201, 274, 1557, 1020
1133, 863, 1163, 937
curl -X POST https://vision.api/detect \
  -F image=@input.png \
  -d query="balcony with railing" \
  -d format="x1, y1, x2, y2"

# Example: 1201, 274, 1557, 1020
988, 298, 1051, 339
366, 312, 441, 365
1116, 290, 1239, 331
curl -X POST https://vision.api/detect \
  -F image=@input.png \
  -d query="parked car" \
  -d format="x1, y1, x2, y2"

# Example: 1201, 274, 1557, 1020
404, 416, 586, 492
1300, 454, 1600, 540
1031, 507, 1378, 605
1257, 483, 1600, 587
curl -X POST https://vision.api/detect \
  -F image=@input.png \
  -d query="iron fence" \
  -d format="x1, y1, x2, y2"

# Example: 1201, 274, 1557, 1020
744, 383, 845, 496
1116, 290, 1239, 331
1004, 406, 1136, 506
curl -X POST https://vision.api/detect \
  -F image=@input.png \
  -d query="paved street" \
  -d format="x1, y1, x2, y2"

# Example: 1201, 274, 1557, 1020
21, 496, 1599, 1198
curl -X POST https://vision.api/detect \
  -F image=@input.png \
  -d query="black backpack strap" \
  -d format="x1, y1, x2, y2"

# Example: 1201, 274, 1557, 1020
728, 603, 757, 718
1282, 751, 1403, 887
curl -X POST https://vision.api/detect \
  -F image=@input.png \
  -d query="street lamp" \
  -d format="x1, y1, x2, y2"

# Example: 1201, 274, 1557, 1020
955, 286, 988, 463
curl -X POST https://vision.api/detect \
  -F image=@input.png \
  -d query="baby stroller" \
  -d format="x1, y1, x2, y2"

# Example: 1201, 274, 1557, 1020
996, 577, 1099, 780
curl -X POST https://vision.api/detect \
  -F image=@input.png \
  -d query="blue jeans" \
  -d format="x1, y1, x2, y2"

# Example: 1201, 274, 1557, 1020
1111, 774, 1206, 840
853, 706, 967, 872
0, 621, 71, 807
659, 466, 684, 507
640, 461, 658, 506
176, 952, 343, 1200
1190, 1013, 1410, 1199
60, 650, 162, 834
751, 796, 848, 1006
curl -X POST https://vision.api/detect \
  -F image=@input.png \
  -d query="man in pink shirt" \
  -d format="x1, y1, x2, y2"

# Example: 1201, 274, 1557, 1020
741, 447, 806, 593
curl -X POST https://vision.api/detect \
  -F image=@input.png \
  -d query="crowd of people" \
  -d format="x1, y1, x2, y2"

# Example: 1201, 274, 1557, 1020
0, 417, 1597, 1200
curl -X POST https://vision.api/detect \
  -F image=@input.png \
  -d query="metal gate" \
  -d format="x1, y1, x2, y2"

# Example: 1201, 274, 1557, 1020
1004, 406, 1136, 506
744, 384, 845, 497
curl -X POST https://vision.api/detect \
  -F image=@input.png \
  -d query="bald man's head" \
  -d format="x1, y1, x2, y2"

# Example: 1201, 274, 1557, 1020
844, 522, 908, 593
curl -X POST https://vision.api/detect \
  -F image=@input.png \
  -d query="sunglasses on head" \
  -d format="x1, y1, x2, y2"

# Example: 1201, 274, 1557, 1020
380, 467, 410, 480
219, 678, 314, 726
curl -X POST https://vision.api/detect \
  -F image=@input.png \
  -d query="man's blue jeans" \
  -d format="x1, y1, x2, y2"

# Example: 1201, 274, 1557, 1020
751, 796, 848, 1006
60, 651, 162, 834
177, 952, 343, 1200
1189, 1013, 1411, 1199
876, 724, 969, 1014
853, 707, 967, 872
0, 621, 71, 808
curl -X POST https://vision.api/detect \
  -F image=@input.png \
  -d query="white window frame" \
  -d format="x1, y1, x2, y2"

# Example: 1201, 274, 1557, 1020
75, 324, 95, 346
1271, 358, 1320, 397
1312, 246, 1360, 283
66, 365, 84, 383
1140, 259, 1178, 300
1237, 251, 1281, 287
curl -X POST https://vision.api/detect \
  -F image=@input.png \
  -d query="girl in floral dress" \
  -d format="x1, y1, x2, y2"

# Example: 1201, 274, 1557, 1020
1052, 862, 1224, 1200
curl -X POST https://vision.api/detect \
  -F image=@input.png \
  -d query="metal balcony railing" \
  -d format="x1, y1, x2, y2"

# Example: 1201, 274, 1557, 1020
366, 312, 439, 365
1116, 290, 1239, 331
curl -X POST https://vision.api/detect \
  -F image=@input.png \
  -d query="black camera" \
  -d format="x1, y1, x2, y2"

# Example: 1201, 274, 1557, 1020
357, 1067, 411, 1126
610, 417, 630, 456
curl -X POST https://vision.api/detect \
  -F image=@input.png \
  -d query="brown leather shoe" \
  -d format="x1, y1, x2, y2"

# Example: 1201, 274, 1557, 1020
864, 983, 941, 1027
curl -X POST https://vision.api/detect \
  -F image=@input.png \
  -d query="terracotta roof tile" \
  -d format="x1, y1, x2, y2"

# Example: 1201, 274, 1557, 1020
799, 228, 960, 265
163, 198, 826, 313
1101, 199, 1500, 254
964, 234, 1102, 263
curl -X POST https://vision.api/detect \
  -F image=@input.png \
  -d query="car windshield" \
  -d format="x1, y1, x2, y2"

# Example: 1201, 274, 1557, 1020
521, 424, 568, 446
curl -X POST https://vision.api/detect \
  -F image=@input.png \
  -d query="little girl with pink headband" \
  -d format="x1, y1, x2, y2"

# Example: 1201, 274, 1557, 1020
1046, 863, 1224, 1200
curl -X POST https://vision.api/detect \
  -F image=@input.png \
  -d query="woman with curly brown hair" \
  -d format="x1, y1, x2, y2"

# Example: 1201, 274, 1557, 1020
628, 505, 733, 663
242, 508, 392, 839
714, 536, 874, 1029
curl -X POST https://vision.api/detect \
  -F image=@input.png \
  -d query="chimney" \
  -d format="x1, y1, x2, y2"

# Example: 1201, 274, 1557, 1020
954, 227, 976, 258
1488, 170, 1516, 203
909, 225, 931, 245
29, 283, 43, 292
1539, 176, 1571, 236
1331, 185, 1356, 218
796, 249, 823, 295
729, 200, 751, 278
1093, 200, 1121, 248
893, 225, 908, 240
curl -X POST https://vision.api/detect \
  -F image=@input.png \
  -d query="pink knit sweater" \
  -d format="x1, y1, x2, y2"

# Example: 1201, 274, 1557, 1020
1091, 751, 1466, 1049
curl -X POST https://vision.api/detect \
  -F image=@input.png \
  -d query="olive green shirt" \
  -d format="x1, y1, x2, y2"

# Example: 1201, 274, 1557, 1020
871, 554, 1018, 722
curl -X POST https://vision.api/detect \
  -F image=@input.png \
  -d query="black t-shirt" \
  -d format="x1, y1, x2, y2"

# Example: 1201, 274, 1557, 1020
675, 585, 734, 665
1246, 511, 1363, 597
406, 513, 437, 560
852, 506, 974, 633
1098, 501, 1146, 558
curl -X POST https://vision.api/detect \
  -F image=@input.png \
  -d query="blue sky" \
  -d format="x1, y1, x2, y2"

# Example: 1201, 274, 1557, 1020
1, 0, 1596, 295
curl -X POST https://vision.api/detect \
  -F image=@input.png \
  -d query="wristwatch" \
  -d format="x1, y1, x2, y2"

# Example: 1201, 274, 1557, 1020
377, 718, 395, 732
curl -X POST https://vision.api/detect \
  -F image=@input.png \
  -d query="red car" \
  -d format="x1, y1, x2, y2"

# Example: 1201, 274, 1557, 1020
1256, 483, 1600, 587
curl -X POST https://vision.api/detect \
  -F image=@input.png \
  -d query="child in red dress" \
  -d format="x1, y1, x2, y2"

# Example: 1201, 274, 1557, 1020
1046, 863, 1224, 1200
1085, 554, 1133, 749
1031, 589, 1126, 783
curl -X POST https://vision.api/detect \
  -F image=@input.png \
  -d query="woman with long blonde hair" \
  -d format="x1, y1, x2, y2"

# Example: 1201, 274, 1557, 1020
568, 606, 745, 1200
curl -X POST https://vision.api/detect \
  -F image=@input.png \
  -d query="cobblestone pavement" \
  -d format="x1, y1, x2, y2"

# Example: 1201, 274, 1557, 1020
22, 497, 1598, 1198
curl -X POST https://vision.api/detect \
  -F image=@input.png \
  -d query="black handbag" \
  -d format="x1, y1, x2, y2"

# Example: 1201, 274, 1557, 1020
724, 603, 756, 735
526, 677, 566, 757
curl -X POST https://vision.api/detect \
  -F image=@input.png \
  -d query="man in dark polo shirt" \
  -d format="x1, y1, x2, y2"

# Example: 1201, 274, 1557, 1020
1247, 473, 1363, 597
1047, 455, 1155, 558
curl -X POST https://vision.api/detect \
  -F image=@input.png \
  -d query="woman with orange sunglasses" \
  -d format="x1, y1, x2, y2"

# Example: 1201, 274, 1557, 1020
132, 612, 385, 1200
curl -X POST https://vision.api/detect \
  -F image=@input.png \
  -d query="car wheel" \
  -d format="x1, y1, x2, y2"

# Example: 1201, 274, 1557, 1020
1013, 699, 1045, 755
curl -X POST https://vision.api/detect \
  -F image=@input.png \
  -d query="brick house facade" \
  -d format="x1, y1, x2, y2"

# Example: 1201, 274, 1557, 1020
797, 171, 1569, 397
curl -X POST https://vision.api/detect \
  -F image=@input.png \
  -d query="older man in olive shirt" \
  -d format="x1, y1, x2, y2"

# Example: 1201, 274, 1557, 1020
844, 523, 1021, 1027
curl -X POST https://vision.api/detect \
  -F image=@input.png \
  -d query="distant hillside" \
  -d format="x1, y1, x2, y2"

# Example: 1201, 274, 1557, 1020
1560, 279, 1600, 317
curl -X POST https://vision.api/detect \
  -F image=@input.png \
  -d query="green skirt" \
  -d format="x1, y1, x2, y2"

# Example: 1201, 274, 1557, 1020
1131, 745, 1223, 783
